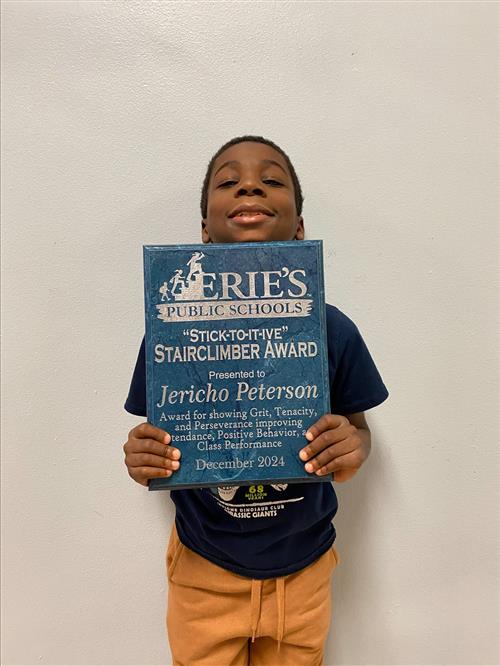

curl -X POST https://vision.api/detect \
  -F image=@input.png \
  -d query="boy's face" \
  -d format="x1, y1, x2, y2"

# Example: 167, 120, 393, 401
202, 142, 304, 244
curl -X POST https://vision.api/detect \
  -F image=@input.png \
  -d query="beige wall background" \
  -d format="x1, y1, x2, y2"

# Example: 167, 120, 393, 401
1, 1, 498, 664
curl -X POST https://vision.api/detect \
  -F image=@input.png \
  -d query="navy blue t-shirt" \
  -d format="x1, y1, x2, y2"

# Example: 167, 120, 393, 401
125, 304, 388, 579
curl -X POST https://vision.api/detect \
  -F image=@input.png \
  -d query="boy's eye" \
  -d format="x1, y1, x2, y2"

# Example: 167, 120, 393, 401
263, 179, 284, 187
217, 180, 237, 189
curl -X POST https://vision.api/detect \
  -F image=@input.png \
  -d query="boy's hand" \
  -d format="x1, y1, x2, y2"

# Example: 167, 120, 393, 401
123, 422, 181, 486
299, 413, 370, 483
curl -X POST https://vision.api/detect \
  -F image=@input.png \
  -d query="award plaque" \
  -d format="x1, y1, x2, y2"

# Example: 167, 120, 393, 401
144, 240, 330, 490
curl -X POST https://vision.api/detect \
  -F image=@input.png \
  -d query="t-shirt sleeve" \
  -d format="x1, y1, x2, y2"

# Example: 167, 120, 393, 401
124, 337, 147, 417
327, 306, 389, 415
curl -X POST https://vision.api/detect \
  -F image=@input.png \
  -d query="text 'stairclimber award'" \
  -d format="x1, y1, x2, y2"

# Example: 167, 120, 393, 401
144, 240, 330, 490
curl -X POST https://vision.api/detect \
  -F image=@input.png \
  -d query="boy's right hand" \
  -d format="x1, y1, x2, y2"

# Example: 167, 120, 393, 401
123, 423, 181, 486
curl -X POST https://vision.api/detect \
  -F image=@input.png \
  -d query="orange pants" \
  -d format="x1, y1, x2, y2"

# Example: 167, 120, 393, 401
166, 523, 339, 666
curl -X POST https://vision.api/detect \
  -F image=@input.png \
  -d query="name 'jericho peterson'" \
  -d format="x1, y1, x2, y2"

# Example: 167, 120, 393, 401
157, 380, 318, 407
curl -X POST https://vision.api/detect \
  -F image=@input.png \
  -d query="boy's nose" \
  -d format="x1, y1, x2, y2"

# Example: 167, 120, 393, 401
236, 177, 264, 197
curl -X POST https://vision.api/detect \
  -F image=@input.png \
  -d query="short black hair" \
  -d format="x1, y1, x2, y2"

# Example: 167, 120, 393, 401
200, 135, 304, 218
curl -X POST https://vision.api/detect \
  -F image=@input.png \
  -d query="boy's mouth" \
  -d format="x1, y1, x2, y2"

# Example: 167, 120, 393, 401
228, 204, 275, 224
231, 213, 273, 224
228, 204, 274, 220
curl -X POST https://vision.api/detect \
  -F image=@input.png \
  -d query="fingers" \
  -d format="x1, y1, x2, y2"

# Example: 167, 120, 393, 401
124, 437, 180, 460
129, 422, 172, 444
304, 414, 349, 441
299, 414, 364, 477
304, 436, 362, 475
314, 450, 363, 478
123, 421, 181, 487
299, 415, 354, 462
127, 466, 174, 487
126, 452, 180, 471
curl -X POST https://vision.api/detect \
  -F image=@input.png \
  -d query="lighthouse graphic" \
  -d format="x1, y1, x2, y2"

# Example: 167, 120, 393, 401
159, 252, 215, 302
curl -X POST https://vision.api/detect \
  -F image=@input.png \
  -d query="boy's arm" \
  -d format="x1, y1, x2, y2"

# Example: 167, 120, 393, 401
299, 412, 371, 483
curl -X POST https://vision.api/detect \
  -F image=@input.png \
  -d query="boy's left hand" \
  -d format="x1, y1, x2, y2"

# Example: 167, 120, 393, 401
299, 413, 371, 483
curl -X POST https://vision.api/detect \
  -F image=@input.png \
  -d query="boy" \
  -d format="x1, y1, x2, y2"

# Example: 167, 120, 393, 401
123, 136, 388, 665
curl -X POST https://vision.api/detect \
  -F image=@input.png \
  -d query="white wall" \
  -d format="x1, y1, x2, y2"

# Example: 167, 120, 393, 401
1, 2, 498, 664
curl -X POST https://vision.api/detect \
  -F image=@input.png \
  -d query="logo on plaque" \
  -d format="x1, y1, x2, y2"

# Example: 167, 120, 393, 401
159, 251, 214, 302
156, 250, 313, 323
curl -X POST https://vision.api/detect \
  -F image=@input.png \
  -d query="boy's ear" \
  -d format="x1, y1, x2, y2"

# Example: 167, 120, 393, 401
201, 219, 212, 244
295, 216, 305, 240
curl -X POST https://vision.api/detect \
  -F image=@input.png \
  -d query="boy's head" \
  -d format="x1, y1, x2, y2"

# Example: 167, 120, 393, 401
200, 136, 304, 244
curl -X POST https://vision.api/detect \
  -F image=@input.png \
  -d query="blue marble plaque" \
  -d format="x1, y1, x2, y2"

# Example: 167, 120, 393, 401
144, 241, 330, 490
